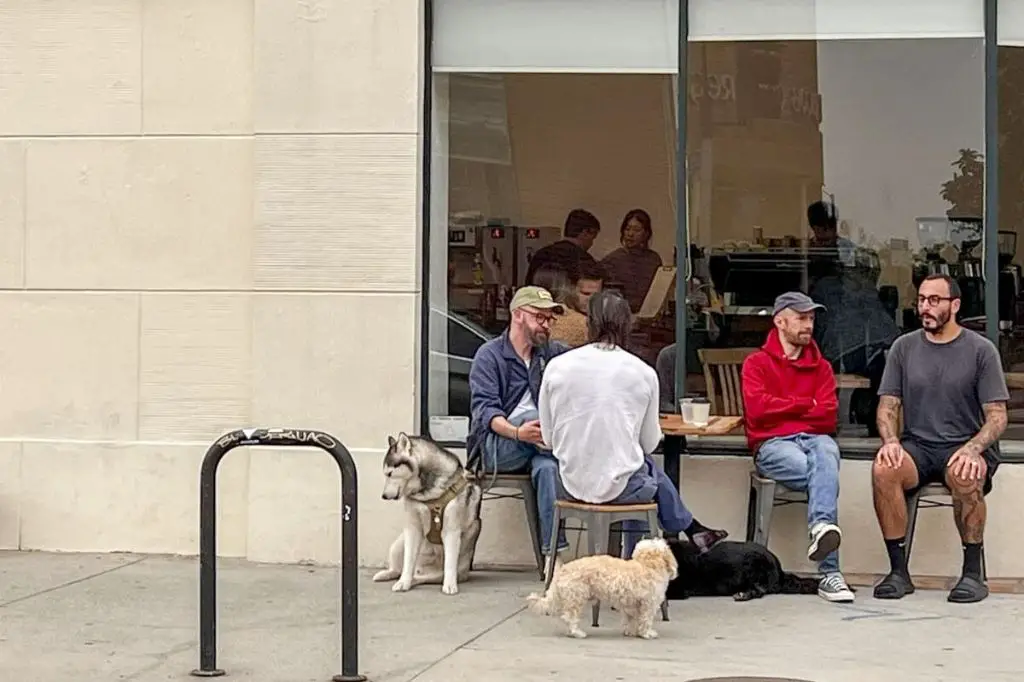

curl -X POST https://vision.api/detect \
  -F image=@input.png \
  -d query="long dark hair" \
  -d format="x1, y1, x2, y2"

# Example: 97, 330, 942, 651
587, 290, 634, 347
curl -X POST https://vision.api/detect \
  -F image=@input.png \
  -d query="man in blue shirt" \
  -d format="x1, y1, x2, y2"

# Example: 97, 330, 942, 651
468, 286, 571, 563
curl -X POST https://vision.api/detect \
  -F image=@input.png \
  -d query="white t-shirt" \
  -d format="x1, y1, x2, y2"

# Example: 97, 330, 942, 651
538, 344, 663, 503
508, 359, 537, 421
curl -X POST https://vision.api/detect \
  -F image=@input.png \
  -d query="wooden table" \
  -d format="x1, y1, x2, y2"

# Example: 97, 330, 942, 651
659, 414, 745, 490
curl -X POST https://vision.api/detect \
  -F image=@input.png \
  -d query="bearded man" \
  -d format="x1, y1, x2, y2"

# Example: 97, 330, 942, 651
871, 274, 1008, 604
741, 291, 854, 603
468, 286, 571, 562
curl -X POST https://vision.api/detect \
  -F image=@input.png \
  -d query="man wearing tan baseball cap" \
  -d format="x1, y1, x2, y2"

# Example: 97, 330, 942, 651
467, 286, 570, 571
508, 285, 565, 318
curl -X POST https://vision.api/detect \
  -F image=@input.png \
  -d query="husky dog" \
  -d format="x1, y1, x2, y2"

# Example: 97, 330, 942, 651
372, 433, 483, 595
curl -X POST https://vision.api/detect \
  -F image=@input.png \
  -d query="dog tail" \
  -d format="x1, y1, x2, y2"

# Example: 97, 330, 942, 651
526, 587, 557, 616
779, 571, 820, 595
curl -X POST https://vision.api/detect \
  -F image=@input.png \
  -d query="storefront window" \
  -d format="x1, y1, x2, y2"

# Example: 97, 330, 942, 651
425, 1, 681, 440
999, 0, 1024, 434
684, 1, 984, 440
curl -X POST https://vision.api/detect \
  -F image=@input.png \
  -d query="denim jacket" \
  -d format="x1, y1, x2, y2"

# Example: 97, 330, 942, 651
466, 331, 569, 469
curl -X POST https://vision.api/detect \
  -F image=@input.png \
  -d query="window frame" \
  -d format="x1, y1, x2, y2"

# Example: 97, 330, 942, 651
418, 0, 1003, 436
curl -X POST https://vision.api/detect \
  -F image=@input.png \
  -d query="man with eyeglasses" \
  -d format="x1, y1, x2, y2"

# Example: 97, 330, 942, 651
467, 286, 571, 570
872, 273, 1009, 603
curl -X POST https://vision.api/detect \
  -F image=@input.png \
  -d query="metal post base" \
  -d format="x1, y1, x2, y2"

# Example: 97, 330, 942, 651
333, 675, 368, 682
190, 669, 226, 677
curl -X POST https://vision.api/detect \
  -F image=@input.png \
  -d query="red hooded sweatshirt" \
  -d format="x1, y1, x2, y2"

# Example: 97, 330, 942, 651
741, 328, 838, 454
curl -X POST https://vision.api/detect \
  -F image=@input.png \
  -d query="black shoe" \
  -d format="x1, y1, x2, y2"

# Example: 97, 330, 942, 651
947, 574, 989, 604
873, 571, 915, 600
690, 529, 728, 554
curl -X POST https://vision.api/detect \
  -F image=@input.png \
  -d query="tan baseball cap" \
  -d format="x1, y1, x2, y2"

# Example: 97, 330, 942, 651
509, 286, 564, 314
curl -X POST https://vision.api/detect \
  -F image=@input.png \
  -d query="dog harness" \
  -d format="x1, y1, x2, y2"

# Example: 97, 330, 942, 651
425, 474, 469, 545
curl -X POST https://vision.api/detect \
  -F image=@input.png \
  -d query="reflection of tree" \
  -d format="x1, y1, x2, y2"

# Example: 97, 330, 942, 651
940, 148, 984, 218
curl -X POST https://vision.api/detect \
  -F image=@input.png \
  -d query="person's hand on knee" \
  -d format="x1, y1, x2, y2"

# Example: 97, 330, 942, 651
947, 447, 985, 484
876, 441, 907, 469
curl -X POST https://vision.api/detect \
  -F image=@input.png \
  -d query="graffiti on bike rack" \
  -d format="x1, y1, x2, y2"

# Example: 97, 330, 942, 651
191, 427, 366, 682
214, 428, 339, 450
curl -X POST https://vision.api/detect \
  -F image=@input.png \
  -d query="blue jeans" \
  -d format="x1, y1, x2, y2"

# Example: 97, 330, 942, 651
481, 409, 567, 554
557, 454, 694, 557
756, 433, 841, 574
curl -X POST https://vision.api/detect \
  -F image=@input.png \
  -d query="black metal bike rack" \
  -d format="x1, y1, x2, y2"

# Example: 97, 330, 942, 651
190, 428, 367, 682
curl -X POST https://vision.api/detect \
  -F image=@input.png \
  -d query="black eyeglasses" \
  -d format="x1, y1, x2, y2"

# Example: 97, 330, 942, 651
524, 309, 557, 326
916, 295, 955, 307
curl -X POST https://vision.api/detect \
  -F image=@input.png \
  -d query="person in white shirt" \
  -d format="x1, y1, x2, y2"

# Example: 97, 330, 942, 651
539, 290, 727, 553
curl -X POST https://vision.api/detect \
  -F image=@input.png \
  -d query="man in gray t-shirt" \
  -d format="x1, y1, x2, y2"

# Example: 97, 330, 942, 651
871, 274, 1009, 604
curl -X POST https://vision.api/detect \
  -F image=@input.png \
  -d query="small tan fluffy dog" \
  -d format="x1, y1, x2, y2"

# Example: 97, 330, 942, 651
526, 537, 678, 639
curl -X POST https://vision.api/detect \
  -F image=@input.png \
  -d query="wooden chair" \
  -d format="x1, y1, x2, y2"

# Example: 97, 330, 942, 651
697, 348, 757, 417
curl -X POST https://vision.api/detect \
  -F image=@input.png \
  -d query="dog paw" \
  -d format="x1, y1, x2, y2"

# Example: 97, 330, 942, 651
392, 579, 413, 593
441, 582, 459, 595
567, 629, 587, 639
639, 629, 659, 640
372, 570, 398, 583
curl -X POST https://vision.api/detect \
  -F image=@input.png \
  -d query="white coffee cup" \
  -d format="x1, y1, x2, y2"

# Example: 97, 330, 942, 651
690, 400, 711, 427
679, 398, 694, 423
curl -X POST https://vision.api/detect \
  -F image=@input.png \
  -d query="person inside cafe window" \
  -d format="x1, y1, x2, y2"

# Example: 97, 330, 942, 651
655, 342, 681, 413
741, 291, 855, 603
525, 208, 601, 286
808, 200, 856, 267
806, 200, 898, 437
809, 271, 899, 438
538, 289, 728, 561
467, 286, 571, 569
872, 274, 1008, 604
600, 208, 663, 312
573, 258, 606, 313
532, 264, 589, 348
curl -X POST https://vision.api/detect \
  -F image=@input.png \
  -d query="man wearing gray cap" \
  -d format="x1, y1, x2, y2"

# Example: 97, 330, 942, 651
741, 291, 854, 603
468, 286, 572, 569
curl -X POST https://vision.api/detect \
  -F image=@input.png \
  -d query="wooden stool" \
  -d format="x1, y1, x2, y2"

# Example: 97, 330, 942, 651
545, 499, 670, 627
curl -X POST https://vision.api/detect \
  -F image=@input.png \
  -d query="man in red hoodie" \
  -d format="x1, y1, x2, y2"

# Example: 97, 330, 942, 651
741, 291, 853, 603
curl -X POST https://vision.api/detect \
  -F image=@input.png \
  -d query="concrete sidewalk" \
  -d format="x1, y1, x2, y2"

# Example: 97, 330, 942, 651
0, 552, 1021, 682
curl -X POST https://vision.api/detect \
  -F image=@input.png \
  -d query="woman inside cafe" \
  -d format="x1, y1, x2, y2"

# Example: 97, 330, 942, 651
600, 208, 663, 312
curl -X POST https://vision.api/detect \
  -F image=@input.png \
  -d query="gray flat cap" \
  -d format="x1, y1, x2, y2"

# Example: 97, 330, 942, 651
772, 291, 826, 317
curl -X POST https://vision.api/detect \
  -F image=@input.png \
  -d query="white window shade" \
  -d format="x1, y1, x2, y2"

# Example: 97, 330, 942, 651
1000, 0, 1024, 46
432, 0, 678, 73
690, 0, 983, 42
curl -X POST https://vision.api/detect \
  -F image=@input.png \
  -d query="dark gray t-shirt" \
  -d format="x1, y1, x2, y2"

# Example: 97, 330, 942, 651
878, 329, 1009, 447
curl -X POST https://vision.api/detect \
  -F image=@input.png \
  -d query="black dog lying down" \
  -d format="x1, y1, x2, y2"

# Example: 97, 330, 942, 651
666, 539, 820, 601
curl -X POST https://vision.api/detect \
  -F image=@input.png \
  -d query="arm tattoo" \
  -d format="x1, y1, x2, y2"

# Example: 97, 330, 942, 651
963, 402, 1008, 456
877, 395, 902, 444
